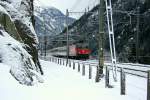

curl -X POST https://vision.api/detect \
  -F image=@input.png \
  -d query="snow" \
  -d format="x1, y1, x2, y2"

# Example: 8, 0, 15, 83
0, 1, 39, 44
0, 59, 147, 100
0, 4, 9, 15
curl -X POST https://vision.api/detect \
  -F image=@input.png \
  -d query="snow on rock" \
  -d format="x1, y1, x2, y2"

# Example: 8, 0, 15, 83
0, 1, 38, 42
0, 4, 22, 41
0, 0, 43, 85
0, 27, 43, 85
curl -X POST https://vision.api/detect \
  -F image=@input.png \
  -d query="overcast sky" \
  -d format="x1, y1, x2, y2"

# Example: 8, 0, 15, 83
36, 0, 99, 18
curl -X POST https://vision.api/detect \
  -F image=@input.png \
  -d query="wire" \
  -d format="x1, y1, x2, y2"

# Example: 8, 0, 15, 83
70, 0, 83, 11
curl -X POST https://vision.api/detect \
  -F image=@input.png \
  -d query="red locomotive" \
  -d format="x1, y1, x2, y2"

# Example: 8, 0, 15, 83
48, 43, 91, 59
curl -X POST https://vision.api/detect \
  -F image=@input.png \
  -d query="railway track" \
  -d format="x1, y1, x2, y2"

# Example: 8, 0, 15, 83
42, 56, 150, 78
75, 59, 150, 78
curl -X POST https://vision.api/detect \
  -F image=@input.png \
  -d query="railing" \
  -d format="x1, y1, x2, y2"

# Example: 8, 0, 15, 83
41, 56, 150, 100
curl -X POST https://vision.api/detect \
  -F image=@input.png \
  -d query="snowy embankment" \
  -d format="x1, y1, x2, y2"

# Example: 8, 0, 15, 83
0, 60, 147, 100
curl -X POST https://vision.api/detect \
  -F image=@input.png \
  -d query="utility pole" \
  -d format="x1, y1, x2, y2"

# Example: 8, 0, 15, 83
66, 9, 69, 65
42, 13, 47, 58
30, 0, 35, 27
44, 35, 47, 57
136, 7, 140, 63
95, 0, 105, 82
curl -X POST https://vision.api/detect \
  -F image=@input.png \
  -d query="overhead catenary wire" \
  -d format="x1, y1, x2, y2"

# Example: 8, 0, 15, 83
70, 0, 83, 11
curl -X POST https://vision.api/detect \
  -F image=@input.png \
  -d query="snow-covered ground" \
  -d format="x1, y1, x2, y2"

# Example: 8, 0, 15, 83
0, 60, 147, 100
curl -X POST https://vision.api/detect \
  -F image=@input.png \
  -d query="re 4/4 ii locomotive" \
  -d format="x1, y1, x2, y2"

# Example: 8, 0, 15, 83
48, 43, 91, 59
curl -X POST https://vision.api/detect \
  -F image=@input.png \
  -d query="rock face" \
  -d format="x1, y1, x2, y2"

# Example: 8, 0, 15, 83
0, 0, 43, 85
62, 0, 150, 64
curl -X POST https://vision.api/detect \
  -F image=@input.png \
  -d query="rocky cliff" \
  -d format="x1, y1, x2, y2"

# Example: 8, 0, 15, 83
0, 0, 43, 85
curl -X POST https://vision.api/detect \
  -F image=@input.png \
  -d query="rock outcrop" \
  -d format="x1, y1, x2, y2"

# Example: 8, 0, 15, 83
0, 0, 43, 85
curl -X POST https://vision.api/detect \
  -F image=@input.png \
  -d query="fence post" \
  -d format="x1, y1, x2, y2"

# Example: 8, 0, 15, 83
78, 62, 80, 72
105, 66, 110, 88
60, 59, 62, 65
147, 71, 150, 100
89, 65, 92, 79
66, 60, 67, 67
73, 62, 75, 70
120, 68, 126, 95
69, 60, 71, 67
58, 58, 59, 64
82, 64, 85, 76
49, 57, 51, 62
63, 59, 64, 65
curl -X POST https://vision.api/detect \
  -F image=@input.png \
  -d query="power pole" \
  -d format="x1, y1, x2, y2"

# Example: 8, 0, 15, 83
44, 35, 47, 57
136, 7, 140, 63
66, 9, 69, 65
30, 0, 35, 27
95, 0, 105, 82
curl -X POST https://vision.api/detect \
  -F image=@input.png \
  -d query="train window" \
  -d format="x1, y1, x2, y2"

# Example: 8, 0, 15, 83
76, 43, 88, 48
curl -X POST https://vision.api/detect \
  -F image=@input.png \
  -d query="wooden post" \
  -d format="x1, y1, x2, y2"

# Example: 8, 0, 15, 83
120, 68, 126, 95
105, 66, 110, 88
82, 64, 85, 76
147, 71, 150, 100
89, 65, 92, 79
73, 62, 75, 70
78, 62, 80, 72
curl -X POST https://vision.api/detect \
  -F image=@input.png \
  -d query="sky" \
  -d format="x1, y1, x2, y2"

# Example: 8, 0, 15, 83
35, 0, 99, 18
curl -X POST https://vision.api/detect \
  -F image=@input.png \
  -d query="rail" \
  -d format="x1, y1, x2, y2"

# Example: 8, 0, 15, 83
41, 56, 149, 78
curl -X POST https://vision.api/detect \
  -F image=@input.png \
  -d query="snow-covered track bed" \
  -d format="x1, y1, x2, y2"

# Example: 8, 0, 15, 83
43, 56, 150, 78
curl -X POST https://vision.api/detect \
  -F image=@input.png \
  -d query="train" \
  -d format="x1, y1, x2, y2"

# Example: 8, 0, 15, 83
48, 43, 91, 59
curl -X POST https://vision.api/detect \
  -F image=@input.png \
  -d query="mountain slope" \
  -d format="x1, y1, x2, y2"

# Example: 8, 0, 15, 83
34, 5, 75, 36
62, 0, 150, 64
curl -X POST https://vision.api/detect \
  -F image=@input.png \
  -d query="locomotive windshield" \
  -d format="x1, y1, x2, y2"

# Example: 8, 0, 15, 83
76, 43, 88, 49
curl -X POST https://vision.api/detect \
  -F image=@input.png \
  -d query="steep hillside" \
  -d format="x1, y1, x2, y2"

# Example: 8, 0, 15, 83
62, 0, 150, 64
